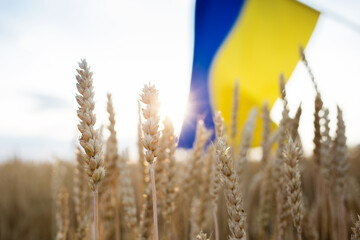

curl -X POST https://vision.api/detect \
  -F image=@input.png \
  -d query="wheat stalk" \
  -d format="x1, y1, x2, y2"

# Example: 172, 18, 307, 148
231, 80, 240, 154
258, 162, 274, 240
211, 111, 225, 240
182, 119, 211, 238
197, 144, 214, 230
75, 59, 105, 240
261, 102, 271, 164
291, 103, 302, 140
55, 186, 69, 240
75, 215, 89, 240
236, 108, 257, 190
351, 215, 360, 240
332, 106, 348, 240
100, 93, 121, 240
274, 75, 291, 240
190, 197, 201, 239
138, 100, 149, 192
139, 184, 153, 240
155, 117, 172, 214
74, 148, 88, 226
183, 120, 212, 194
140, 83, 161, 240
303, 207, 319, 240
194, 231, 210, 240
313, 93, 323, 167
215, 111, 247, 240
300, 47, 323, 167
299, 46, 319, 93
75, 59, 105, 190
73, 148, 90, 240
160, 116, 177, 239
318, 108, 331, 240
283, 138, 304, 240
119, 150, 139, 238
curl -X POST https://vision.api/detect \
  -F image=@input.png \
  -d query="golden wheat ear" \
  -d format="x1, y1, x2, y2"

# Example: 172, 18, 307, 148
119, 150, 139, 238
100, 93, 120, 240
55, 186, 69, 240
351, 215, 360, 240
75, 59, 105, 240
140, 83, 161, 240
215, 111, 247, 240
75, 59, 105, 191
283, 137, 304, 240
194, 231, 210, 240
160, 116, 177, 240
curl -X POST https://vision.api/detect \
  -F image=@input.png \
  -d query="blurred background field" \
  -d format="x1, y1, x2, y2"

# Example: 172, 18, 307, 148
1, 146, 360, 240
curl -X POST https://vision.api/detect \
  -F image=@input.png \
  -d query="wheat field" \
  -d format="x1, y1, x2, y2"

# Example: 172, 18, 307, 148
1, 55, 360, 240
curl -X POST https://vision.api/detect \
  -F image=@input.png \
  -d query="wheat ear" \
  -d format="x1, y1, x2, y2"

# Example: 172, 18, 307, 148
155, 117, 171, 214
51, 161, 66, 238
300, 47, 323, 166
231, 80, 240, 153
303, 207, 319, 240
55, 186, 69, 240
190, 197, 201, 239
320, 108, 331, 185
319, 108, 331, 240
140, 83, 161, 240
274, 75, 290, 240
301, 50, 325, 239
183, 120, 212, 194
351, 215, 360, 240
75, 59, 105, 240
283, 138, 304, 240
215, 111, 247, 240
100, 93, 120, 240
119, 150, 139, 238
160, 116, 177, 240
313, 93, 323, 167
258, 162, 274, 240
258, 102, 277, 238
261, 102, 271, 163
74, 147, 88, 227
198, 144, 215, 230
332, 106, 348, 240
211, 111, 225, 240
75, 59, 105, 190
182, 119, 211, 239
139, 184, 153, 240
138, 100, 149, 190
291, 103, 302, 140
195, 231, 210, 240
299, 46, 319, 93
236, 108, 257, 190
74, 147, 89, 240
75, 215, 89, 240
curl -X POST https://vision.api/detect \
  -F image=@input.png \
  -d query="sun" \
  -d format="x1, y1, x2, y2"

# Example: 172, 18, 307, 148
158, 88, 188, 137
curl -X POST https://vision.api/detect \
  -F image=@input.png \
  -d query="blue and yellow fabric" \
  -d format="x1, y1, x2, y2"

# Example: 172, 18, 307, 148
178, 0, 319, 148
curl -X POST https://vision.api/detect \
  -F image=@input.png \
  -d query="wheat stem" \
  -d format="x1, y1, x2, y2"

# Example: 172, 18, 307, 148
213, 209, 219, 240
93, 190, 99, 240
113, 184, 121, 240
150, 164, 159, 240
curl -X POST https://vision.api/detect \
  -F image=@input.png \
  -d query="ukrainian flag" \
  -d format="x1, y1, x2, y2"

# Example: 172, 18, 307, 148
178, 0, 319, 148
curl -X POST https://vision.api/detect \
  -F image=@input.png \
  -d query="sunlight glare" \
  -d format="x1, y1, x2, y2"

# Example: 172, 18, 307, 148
159, 90, 188, 137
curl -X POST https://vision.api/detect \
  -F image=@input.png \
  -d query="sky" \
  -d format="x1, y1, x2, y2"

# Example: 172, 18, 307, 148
0, 0, 359, 161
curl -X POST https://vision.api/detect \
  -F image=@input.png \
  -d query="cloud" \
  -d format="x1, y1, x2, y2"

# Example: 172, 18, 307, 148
29, 92, 71, 110
0, 135, 75, 161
